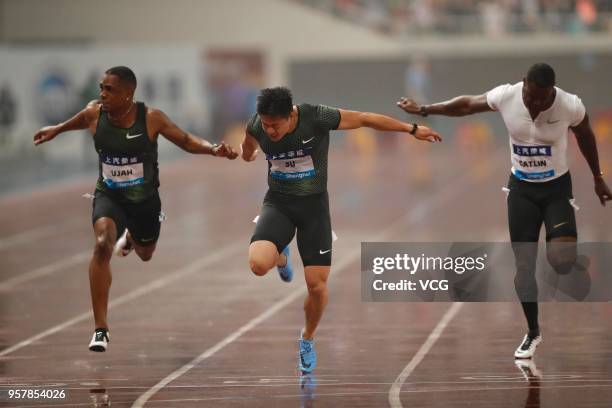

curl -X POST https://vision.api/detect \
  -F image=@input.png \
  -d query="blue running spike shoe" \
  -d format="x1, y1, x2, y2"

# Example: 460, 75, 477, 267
298, 332, 317, 374
277, 246, 293, 282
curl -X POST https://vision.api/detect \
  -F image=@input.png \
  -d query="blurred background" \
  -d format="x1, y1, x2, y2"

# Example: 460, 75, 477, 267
0, 0, 610, 195
1, 4, 611, 406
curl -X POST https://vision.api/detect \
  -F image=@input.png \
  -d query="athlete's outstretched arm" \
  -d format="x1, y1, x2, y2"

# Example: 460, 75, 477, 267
241, 133, 260, 162
151, 109, 237, 159
33, 100, 98, 146
571, 114, 611, 206
397, 94, 493, 117
337, 109, 441, 142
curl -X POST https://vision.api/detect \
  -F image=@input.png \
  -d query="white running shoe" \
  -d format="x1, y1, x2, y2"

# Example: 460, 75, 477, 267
89, 328, 110, 352
514, 334, 542, 359
113, 229, 133, 257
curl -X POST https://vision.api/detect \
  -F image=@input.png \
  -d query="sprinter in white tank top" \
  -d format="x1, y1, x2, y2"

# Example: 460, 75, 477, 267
397, 63, 610, 360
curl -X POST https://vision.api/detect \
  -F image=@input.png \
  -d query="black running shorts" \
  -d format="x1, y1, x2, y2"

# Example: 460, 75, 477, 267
507, 171, 577, 242
92, 190, 162, 246
251, 190, 332, 267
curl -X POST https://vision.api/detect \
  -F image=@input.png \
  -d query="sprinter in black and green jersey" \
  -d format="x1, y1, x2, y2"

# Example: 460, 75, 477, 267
241, 87, 441, 373
33, 66, 238, 352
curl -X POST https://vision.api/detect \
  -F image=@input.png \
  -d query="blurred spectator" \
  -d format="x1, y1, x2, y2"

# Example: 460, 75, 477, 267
292, 0, 612, 36
480, 0, 509, 37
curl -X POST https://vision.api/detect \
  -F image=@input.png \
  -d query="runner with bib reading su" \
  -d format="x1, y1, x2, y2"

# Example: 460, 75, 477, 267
242, 86, 441, 373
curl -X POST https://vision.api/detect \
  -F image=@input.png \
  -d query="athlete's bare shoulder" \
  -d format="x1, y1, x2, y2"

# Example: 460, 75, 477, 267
85, 99, 101, 111
84, 99, 102, 119
144, 105, 174, 137
146, 105, 165, 121
81, 100, 103, 133
86, 99, 100, 108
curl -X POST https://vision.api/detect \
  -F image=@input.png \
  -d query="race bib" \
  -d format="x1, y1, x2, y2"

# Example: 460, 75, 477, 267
511, 144, 555, 180
100, 155, 144, 188
267, 148, 315, 180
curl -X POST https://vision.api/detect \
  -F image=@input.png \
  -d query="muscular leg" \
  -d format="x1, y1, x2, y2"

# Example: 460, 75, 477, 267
302, 266, 330, 340
249, 200, 295, 277
295, 193, 332, 340
508, 185, 543, 335
89, 217, 117, 330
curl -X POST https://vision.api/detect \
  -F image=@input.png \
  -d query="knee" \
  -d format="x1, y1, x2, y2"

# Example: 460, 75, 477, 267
93, 233, 114, 261
307, 281, 328, 297
514, 273, 535, 289
249, 258, 271, 276
514, 275, 537, 301
515, 258, 536, 274
137, 250, 154, 262
547, 248, 577, 276
549, 255, 576, 275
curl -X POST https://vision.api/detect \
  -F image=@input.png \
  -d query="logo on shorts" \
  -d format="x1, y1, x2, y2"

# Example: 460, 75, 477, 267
319, 249, 331, 255
302, 136, 315, 144
553, 221, 568, 229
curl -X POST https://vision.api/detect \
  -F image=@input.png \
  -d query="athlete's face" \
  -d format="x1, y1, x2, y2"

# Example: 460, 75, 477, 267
260, 114, 292, 141
99, 74, 133, 112
522, 79, 555, 113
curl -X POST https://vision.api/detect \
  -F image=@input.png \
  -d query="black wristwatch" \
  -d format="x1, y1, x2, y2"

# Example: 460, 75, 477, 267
408, 123, 418, 135
419, 105, 429, 117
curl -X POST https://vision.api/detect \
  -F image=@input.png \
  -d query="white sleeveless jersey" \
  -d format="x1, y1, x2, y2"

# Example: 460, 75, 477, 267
486, 82, 585, 182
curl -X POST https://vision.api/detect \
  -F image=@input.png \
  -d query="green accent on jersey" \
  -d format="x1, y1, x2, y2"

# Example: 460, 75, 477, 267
247, 103, 340, 196
94, 102, 159, 203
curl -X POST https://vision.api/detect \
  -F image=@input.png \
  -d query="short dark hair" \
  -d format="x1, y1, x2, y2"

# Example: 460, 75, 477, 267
257, 87, 293, 117
526, 63, 555, 88
105, 66, 137, 88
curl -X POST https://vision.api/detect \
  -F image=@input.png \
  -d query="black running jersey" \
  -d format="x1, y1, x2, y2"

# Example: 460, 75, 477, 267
247, 103, 340, 196
94, 102, 159, 203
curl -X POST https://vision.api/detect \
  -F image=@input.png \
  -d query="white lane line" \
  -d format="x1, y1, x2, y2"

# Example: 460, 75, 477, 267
131, 168, 476, 408
0, 252, 90, 291
0, 210, 212, 289
388, 229, 509, 408
131, 249, 361, 408
388, 302, 464, 408
0, 220, 82, 251
0, 242, 244, 358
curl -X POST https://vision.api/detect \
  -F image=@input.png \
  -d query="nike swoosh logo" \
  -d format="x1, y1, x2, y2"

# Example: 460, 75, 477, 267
547, 119, 560, 124
319, 249, 331, 254
141, 237, 156, 242
126, 133, 142, 139
553, 221, 568, 229
302, 137, 315, 144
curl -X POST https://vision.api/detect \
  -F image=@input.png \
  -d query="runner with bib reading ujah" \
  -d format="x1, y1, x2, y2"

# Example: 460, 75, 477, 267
33, 66, 238, 352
